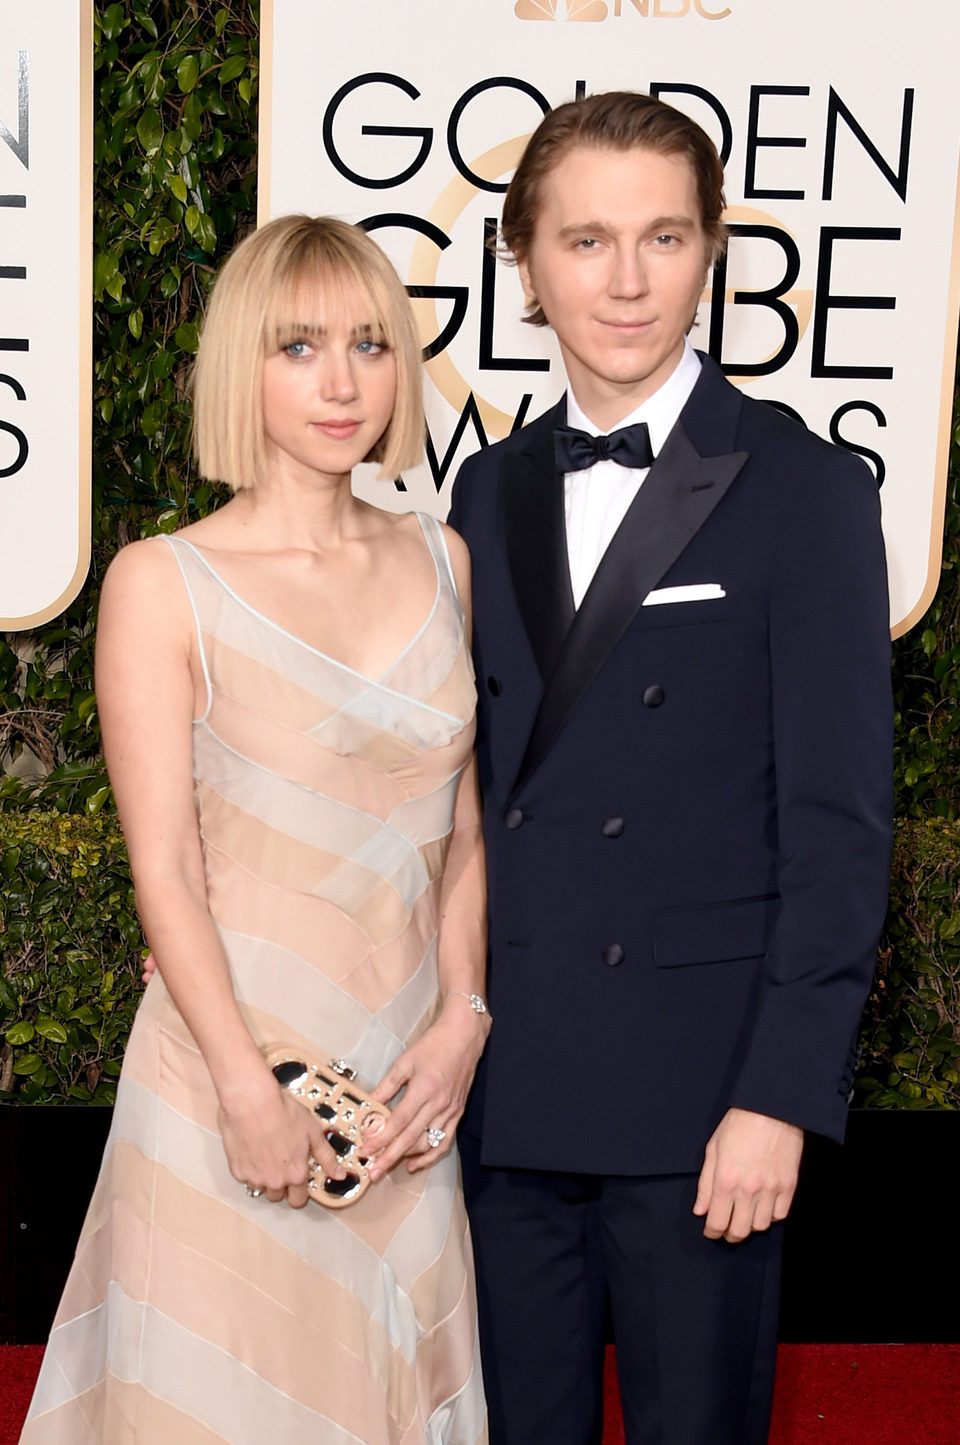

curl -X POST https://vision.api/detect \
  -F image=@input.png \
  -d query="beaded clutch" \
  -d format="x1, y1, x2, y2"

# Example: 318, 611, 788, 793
264, 1048, 390, 1209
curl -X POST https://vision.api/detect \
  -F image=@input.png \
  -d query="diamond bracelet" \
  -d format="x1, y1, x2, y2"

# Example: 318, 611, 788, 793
445, 990, 490, 1016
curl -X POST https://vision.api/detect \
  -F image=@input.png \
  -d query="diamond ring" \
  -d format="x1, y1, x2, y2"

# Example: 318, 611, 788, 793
426, 1126, 446, 1149
244, 1184, 264, 1198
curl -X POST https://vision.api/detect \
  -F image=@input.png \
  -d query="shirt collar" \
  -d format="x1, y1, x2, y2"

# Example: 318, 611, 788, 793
566, 338, 702, 458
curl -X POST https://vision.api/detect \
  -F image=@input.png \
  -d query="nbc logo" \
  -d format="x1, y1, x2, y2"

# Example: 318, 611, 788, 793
514, 0, 609, 19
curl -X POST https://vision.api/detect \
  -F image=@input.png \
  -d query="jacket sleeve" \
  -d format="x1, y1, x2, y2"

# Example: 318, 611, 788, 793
446, 450, 481, 538
727, 448, 893, 1141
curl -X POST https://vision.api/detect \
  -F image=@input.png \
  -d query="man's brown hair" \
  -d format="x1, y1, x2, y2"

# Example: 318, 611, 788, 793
500, 91, 727, 327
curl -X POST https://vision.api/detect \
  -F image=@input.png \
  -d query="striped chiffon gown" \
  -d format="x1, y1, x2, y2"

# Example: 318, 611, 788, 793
21, 513, 487, 1445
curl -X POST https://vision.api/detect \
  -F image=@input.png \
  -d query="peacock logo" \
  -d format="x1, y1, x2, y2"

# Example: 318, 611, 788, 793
514, 0, 609, 20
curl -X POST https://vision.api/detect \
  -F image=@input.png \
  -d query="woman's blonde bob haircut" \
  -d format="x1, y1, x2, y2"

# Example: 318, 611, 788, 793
192, 215, 424, 491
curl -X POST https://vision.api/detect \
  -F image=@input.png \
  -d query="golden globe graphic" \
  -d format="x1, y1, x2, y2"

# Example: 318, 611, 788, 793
514, 0, 608, 18
261, 0, 960, 638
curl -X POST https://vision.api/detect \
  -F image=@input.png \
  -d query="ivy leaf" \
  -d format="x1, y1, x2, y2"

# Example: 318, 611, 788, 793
85, 787, 113, 817
134, 11, 159, 40
177, 55, 200, 94
175, 321, 200, 353
5, 1020, 35, 1046
12, 1052, 44, 1076
35, 1018, 69, 1045
101, 4, 127, 40
218, 55, 246, 84
195, 212, 217, 253
93, 251, 119, 299
137, 108, 164, 155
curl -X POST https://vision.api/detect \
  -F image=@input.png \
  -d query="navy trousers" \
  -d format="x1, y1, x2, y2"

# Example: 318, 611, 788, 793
460, 1132, 783, 1445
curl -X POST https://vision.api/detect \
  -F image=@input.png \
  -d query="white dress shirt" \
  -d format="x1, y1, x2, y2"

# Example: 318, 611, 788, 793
563, 340, 702, 609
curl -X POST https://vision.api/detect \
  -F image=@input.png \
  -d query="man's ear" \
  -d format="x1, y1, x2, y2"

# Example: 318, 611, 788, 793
517, 254, 535, 309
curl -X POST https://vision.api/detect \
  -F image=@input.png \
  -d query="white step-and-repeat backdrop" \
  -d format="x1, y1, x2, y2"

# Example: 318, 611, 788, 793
2, 3, 958, 635
0, 1, 91, 630
261, 0, 960, 638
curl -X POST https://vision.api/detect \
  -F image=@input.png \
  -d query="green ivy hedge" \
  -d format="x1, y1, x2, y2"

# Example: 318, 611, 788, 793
2, 811, 958, 1107
857, 820, 960, 1107
0, 0, 254, 815
1, 0, 959, 1106
0, 813, 141, 1103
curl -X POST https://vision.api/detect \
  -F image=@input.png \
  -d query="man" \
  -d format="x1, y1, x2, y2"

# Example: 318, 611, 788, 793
448, 92, 892, 1445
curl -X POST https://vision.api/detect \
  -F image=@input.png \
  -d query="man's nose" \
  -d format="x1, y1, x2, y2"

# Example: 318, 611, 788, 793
608, 246, 648, 299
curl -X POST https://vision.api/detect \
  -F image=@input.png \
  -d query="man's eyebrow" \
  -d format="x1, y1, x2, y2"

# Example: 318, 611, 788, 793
556, 220, 615, 238
646, 214, 698, 232
556, 214, 698, 237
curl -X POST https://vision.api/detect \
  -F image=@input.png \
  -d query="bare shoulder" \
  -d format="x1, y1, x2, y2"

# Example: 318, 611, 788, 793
437, 519, 471, 578
99, 536, 192, 645
102, 534, 178, 590
436, 519, 472, 613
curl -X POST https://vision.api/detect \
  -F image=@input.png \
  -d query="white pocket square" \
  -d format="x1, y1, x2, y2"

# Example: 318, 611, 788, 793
643, 584, 726, 606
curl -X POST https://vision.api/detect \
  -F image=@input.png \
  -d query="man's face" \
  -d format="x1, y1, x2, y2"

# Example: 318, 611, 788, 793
518, 144, 710, 430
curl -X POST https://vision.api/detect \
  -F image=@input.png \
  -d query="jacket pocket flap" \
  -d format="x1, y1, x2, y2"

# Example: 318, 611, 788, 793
653, 895, 779, 968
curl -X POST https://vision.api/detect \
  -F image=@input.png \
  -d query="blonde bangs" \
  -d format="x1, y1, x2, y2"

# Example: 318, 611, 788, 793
193, 215, 424, 491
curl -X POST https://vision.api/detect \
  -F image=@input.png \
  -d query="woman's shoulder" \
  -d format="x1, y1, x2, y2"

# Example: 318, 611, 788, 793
99, 536, 196, 646
102, 534, 180, 593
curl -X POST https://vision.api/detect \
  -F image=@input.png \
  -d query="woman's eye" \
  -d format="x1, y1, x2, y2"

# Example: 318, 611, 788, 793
355, 338, 386, 355
283, 340, 311, 357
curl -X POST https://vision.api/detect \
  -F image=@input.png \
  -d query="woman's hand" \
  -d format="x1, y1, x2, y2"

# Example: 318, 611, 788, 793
366, 998, 491, 1180
218, 1071, 348, 1208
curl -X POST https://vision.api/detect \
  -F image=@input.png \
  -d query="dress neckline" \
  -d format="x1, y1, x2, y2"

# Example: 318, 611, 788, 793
169, 513, 442, 688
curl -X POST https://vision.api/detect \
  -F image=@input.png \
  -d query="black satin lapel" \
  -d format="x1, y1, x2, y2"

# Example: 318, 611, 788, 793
510, 423, 748, 798
503, 411, 575, 681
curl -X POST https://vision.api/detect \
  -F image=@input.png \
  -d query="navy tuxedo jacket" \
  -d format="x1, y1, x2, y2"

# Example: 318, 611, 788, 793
448, 354, 893, 1177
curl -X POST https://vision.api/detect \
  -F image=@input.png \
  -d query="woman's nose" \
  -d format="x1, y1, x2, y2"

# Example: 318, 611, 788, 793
320, 355, 359, 402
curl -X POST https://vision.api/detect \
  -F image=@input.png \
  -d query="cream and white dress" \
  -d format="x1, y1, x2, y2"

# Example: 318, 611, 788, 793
21, 513, 487, 1445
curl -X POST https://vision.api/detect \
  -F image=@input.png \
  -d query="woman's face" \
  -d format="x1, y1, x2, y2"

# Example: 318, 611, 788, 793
260, 281, 398, 485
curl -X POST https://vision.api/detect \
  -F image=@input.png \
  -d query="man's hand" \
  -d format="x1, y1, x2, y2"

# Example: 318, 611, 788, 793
693, 1107, 804, 1243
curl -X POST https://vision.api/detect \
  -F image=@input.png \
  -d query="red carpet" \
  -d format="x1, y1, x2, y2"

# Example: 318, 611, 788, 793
2, 1344, 959, 1442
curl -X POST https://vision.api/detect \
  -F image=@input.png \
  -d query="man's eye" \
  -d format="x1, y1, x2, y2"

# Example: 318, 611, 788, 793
576, 237, 599, 250
654, 233, 678, 246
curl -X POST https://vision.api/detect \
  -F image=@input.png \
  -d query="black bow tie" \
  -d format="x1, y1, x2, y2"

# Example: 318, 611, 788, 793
554, 421, 654, 474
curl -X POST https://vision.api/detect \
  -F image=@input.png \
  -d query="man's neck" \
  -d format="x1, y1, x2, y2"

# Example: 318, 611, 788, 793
566, 342, 702, 447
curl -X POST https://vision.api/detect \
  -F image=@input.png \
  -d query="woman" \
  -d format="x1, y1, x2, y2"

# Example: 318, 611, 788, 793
21, 216, 489, 1445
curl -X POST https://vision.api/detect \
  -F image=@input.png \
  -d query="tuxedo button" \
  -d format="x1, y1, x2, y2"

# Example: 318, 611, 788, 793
643, 685, 665, 708
504, 808, 525, 830
603, 944, 625, 967
601, 817, 625, 838
487, 675, 502, 696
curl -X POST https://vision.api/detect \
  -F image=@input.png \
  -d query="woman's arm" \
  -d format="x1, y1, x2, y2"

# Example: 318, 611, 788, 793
369, 528, 490, 1177
97, 540, 343, 1203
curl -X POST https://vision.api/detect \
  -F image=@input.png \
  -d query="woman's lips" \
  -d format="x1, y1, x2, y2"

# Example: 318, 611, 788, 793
313, 419, 362, 439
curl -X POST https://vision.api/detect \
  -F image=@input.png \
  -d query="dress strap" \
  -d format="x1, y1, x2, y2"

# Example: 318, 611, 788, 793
162, 535, 213, 721
416, 512, 460, 602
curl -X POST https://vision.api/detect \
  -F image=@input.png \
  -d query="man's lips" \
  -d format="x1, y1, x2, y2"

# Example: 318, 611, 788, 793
597, 318, 654, 332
